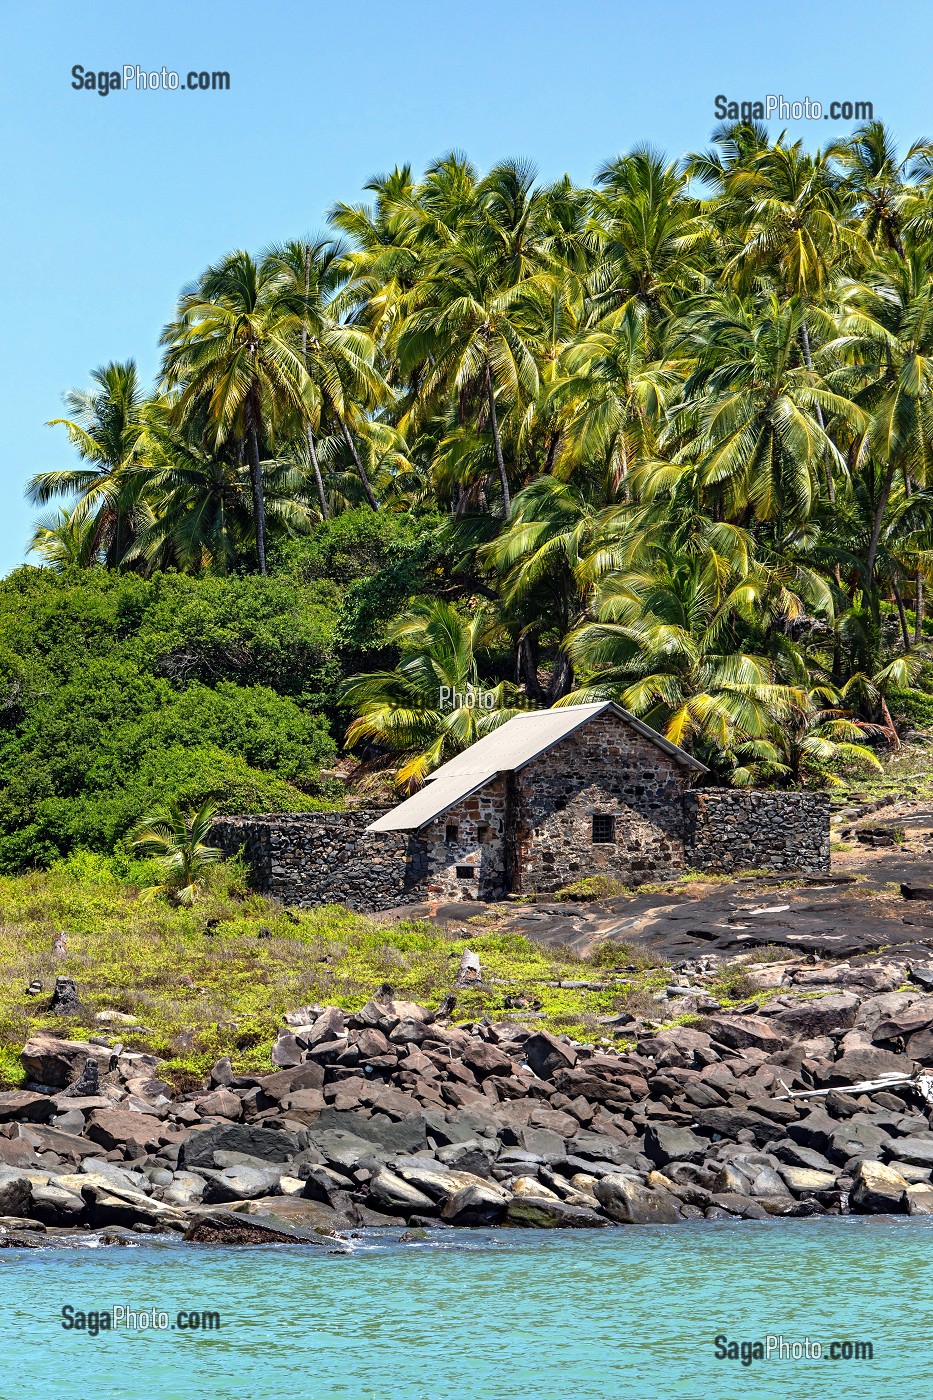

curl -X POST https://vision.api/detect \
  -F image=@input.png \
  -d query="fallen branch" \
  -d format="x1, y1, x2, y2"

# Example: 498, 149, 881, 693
774, 1070, 933, 1103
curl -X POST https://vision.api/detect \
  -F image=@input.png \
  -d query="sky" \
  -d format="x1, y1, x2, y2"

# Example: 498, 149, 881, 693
2, 0, 933, 574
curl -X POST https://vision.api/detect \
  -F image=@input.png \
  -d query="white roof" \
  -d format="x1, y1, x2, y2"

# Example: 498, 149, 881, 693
366, 702, 707, 833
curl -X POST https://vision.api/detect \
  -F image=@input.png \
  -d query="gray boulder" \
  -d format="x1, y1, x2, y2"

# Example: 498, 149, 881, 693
594, 1173, 682, 1224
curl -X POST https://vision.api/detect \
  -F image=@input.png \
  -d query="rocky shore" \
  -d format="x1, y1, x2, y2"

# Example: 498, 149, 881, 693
4, 955, 933, 1246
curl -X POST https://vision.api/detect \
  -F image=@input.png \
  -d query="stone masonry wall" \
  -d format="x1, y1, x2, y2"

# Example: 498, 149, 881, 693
212, 812, 430, 912
683, 790, 831, 874
513, 711, 696, 893
418, 776, 509, 902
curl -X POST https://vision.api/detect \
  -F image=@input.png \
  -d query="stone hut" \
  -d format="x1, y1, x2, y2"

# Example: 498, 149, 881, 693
214, 702, 831, 911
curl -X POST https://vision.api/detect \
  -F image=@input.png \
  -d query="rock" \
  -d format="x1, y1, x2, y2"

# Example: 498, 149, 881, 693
367, 1168, 436, 1215
594, 1174, 682, 1225
201, 1164, 284, 1203
180, 1124, 299, 1170
194, 1089, 242, 1120
210, 1057, 234, 1088
0, 1091, 56, 1124
885, 1136, 933, 1167
767, 994, 860, 1040
905, 1184, 933, 1215
440, 1183, 509, 1226
60, 1057, 100, 1099
395, 1165, 507, 1206
48, 976, 81, 1015
850, 1160, 909, 1213
85, 1110, 164, 1155
184, 1208, 341, 1245
643, 1124, 706, 1167
777, 1165, 837, 1194
162, 1171, 206, 1207
270, 1034, 303, 1068
708, 1192, 769, 1220
819, 1048, 912, 1086
461, 1041, 514, 1079
506, 1196, 610, 1228
510, 1175, 560, 1200
20, 1035, 112, 1090
522, 1032, 577, 1080
0, 1167, 32, 1218
95, 1010, 140, 1027
827, 1121, 893, 1165
787, 1109, 835, 1152
29, 1183, 85, 1223
257, 1063, 325, 1101
305, 1007, 347, 1047
697, 1015, 787, 1053
772, 1141, 835, 1173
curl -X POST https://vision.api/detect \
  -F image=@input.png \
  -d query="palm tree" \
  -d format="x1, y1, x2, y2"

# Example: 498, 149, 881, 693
128, 799, 222, 904
28, 360, 150, 567
341, 598, 527, 787
28, 507, 101, 568
161, 251, 315, 573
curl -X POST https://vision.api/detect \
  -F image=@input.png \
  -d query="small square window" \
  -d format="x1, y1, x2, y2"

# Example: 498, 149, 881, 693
477, 824, 489, 843
456, 865, 475, 879
445, 824, 459, 844
592, 814, 616, 844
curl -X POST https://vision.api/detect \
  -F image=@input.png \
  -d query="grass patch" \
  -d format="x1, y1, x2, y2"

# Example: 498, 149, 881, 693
0, 854, 671, 1086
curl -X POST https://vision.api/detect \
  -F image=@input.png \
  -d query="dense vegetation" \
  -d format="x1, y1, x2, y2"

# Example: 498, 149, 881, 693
23, 120, 933, 838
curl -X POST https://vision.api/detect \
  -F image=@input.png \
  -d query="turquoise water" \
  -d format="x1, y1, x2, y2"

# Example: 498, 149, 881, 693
0, 1219, 930, 1400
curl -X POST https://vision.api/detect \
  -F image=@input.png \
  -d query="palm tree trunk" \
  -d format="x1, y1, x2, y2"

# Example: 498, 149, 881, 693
893, 578, 911, 650
546, 650, 574, 703
246, 422, 267, 575
339, 418, 379, 510
302, 243, 330, 521
916, 567, 924, 644
485, 362, 511, 517
306, 426, 329, 520
800, 320, 835, 505
866, 459, 895, 597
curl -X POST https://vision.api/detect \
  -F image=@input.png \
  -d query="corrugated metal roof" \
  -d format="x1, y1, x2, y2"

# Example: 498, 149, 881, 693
366, 770, 498, 832
365, 702, 707, 833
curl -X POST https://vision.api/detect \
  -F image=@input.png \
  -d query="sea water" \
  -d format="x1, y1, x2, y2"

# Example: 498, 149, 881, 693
0, 1217, 929, 1400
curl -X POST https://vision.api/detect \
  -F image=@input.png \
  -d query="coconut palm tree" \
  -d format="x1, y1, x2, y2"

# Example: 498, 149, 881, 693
341, 598, 528, 787
161, 251, 315, 573
28, 360, 151, 567
129, 799, 222, 904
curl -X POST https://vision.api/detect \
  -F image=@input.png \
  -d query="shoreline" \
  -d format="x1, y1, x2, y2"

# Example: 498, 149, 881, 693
4, 944, 933, 1245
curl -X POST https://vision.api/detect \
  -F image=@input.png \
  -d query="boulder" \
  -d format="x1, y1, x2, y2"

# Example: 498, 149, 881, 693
0, 1091, 56, 1124
827, 1121, 893, 1165
594, 1173, 682, 1225
367, 1168, 436, 1216
506, 1196, 610, 1228
194, 1089, 241, 1120
29, 1183, 85, 1223
440, 1183, 509, 1226
767, 993, 860, 1040
643, 1124, 707, 1167
257, 1063, 325, 1101
697, 1015, 787, 1054
885, 1136, 933, 1167
522, 1032, 577, 1080
819, 1048, 912, 1086
777, 1165, 837, 1194
183, 1208, 340, 1245
201, 1164, 284, 1203
179, 1124, 299, 1170
850, 1160, 909, 1213
20, 1035, 112, 1090
460, 1041, 514, 1080
905, 1184, 933, 1215
84, 1109, 163, 1155
0, 1167, 32, 1218
395, 1165, 506, 1206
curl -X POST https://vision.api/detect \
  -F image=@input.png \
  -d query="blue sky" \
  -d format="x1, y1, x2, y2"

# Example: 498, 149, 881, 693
2, 0, 932, 574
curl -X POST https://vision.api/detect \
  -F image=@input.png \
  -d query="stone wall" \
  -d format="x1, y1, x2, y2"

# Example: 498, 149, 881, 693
418, 776, 509, 902
212, 812, 430, 912
683, 790, 831, 874
512, 711, 695, 892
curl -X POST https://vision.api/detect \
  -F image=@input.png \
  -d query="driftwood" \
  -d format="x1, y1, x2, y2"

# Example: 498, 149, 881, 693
775, 1070, 933, 1104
